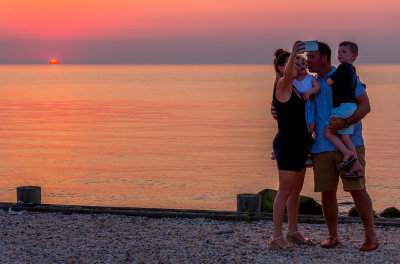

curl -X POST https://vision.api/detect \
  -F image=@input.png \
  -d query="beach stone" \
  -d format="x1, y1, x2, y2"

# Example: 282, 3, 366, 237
348, 207, 359, 217
258, 189, 277, 213
380, 207, 400, 218
348, 207, 379, 218
298, 196, 323, 215
258, 189, 322, 215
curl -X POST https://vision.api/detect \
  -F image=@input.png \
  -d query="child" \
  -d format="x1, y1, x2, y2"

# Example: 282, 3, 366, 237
325, 41, 363, 178
293, 55, 320, 167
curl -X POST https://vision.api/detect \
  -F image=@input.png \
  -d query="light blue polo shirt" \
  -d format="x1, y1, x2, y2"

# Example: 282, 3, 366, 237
311, 66, 366, 154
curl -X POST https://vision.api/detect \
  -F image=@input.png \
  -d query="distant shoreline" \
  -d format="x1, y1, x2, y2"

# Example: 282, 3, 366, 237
1, 63, 399, 66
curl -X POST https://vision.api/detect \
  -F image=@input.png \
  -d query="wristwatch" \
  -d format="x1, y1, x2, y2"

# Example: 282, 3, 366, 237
343, 119, 350, 128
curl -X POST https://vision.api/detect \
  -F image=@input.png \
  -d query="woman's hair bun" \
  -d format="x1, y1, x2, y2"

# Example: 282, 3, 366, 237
274, 48, 288, 58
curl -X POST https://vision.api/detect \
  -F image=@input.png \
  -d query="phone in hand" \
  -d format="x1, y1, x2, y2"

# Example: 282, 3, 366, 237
302, 41, 319, 52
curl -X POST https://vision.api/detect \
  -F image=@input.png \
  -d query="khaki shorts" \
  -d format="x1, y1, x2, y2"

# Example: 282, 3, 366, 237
313, 146, 366, 192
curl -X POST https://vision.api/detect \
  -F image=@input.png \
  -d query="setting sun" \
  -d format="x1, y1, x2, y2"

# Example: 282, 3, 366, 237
49, 59, 60, 64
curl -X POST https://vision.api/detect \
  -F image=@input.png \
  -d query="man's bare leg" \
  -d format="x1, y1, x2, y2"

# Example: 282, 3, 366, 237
321, 190, 340, 248
350, 189, 379, 251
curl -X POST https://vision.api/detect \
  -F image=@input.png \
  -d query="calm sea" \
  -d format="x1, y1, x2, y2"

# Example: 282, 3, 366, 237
1, 64, 399, 213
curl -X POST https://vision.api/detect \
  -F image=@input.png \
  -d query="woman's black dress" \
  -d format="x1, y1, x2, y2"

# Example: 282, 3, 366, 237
273, 83, 308, 171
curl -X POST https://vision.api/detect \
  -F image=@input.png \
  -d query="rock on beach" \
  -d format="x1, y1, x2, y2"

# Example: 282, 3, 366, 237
380, 207, 400, 218
0, 209, 399, 263
258, 189, 323, 215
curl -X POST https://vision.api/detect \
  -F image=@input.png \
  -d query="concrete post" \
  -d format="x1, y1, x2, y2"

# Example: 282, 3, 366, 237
17, 186, 41, 205
237, 193, 261, 213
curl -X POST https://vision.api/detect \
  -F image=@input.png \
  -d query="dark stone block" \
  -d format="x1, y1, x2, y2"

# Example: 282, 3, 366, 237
17, 186, 41, 205
237, 194, 261, 213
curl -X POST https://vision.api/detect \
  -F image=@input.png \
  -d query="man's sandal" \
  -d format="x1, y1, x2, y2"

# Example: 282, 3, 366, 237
286, 230, 315, 245
268, 235, 295, 251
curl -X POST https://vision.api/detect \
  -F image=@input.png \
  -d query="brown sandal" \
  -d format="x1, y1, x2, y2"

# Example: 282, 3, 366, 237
268, 235, 295, 251
286, 231, 315, 245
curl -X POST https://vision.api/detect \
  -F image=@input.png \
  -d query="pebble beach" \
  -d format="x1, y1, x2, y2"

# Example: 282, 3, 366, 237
0, 210, 399, 263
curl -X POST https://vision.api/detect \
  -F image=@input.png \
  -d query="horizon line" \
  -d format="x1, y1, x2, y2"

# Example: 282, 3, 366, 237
1, 62, 399, 66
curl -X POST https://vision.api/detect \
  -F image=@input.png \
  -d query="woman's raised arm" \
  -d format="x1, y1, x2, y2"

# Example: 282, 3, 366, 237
275, 41, 304, 103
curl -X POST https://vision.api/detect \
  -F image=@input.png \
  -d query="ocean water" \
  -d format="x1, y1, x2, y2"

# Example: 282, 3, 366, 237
0, 64, 399, 212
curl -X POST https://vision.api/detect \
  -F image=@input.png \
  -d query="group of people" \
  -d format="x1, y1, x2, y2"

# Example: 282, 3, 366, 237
270, 41, 379, 251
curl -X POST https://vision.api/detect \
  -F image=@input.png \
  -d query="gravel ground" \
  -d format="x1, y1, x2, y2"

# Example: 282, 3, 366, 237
0, 209, 399, 264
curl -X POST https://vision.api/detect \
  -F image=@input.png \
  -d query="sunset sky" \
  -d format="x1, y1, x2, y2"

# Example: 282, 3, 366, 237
1, 0, 399, 64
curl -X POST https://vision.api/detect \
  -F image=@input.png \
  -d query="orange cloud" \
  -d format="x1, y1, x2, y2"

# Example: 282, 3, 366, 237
1, 0, 399, 64
1, 0, 399, 40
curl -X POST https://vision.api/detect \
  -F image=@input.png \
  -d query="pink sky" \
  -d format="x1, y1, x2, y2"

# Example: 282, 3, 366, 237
1, 0, 399, 63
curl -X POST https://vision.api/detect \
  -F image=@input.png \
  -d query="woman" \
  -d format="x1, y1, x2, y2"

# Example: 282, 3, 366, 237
273, 48, 290, 86
269, 41, 313, 250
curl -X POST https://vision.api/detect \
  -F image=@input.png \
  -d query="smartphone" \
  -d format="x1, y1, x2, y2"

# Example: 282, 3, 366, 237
302, 41, 318, 52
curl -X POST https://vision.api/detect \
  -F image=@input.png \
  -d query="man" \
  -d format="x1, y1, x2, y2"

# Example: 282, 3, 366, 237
306, 42, 378, 251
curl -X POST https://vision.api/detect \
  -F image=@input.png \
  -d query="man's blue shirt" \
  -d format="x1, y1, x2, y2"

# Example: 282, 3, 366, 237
311, 66, 366, 154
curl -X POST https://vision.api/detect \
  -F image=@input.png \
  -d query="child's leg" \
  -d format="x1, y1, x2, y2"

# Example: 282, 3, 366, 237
340, 134, 362, 173
325, 127, 354, 161
305, 133, 313, 167
340, 134, 356, 155
327, 104, 358, 162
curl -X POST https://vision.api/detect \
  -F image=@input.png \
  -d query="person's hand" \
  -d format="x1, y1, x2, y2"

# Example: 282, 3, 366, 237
303, 90, 311, 101
292, 41, 305, 55
328, 116, 345, 130
308, 123, 315, 133
271, 102, 277, 120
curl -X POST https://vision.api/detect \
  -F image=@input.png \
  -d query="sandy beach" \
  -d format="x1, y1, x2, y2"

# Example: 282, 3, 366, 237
1, 209, 399, 264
